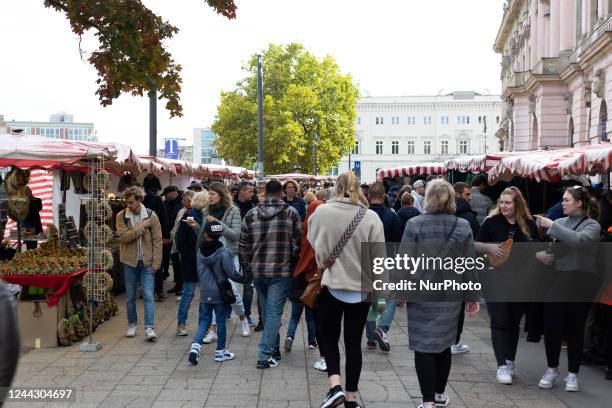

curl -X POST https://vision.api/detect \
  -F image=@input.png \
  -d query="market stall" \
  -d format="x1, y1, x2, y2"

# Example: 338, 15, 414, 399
268, 173, 336, 184
377, 163, 445, 180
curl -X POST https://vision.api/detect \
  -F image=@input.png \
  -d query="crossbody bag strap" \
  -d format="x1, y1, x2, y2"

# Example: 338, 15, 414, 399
572, 216, 588, 231
323, 207, 367, 268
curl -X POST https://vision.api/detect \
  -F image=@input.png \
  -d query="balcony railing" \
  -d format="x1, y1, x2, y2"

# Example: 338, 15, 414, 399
569, 15, 612, 64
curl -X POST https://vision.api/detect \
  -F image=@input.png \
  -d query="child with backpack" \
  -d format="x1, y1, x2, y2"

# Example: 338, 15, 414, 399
188, 220, 250, 365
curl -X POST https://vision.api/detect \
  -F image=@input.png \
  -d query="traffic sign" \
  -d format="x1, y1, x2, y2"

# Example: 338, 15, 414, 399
164, 139, 179, 159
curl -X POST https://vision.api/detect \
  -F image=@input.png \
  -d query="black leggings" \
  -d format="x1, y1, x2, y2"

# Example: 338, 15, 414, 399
414, 348, 451, 403
543, 302, 591, 373
487, 302, 525, 366
455, 302, 465, 344
316, 288, 369, 392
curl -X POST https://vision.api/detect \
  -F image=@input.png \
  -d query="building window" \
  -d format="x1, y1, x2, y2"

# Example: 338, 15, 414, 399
499, 140, 504, 151
459, 140, 468, 154
375, 116, 384, 125
392, 140, 399, 154
441, 141, 448, 155
351, 140, 359, 154
407, 116, 416, 125
376, 141, 383, 154
407, 141, 415, 155
440, 116, 449, 125
391, 116, 400, 125
423, 116, 432, 125
478, 116, 482, 124
424, 141, 431, 155
496, 116, 500, 124
466, 116, 470, 124
357, 117, 361, 125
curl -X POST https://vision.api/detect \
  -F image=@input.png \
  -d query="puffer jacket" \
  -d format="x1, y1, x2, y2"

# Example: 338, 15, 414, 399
197, 241, 249, 304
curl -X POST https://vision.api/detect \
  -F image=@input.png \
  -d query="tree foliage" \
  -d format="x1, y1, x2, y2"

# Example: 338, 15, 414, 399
213, 43, 359, 175
45, 0, 237, 117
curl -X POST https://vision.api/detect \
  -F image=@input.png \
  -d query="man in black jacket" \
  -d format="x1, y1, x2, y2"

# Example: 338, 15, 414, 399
142, 176, 170, 301
453, 182, 479, 238
452, 182, 479, 356
163, 185, 184, 295
365, 182, 402, 353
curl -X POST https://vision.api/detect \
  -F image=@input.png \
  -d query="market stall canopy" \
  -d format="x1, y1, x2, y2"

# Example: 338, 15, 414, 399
0, 134, 144, 174
378, 163, 444, 180
444, 152, 518, 173
488, 143, 612, 183
268, 173, 336, 182
0, 133, 113, 169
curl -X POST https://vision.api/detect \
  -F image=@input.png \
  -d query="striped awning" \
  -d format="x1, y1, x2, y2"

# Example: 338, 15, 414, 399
377, 163, 444, 180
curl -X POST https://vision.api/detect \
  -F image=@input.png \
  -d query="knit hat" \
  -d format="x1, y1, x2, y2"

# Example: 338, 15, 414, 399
204, 220, 223, 239
413, 180, 425, 188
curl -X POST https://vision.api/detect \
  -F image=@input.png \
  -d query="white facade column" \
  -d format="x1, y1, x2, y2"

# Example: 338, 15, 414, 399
550, 0, 561, 56
560, 0, 574, 51
537, 2, 546, 60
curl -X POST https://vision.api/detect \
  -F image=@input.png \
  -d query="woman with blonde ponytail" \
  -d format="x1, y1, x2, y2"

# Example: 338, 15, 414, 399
308, 171, 385, 408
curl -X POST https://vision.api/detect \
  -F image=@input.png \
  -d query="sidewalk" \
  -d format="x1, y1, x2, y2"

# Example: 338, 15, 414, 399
5, 294, 612, 408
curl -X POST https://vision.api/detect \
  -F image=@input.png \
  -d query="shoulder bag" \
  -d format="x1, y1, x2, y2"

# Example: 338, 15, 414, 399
300, 207, 367, 309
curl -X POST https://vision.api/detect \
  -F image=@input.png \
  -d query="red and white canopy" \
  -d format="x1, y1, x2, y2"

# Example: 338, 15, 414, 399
267, 173, 336, 182
378, 163, 444, 180
444, 152, 517, 173
488, 143, 612, 182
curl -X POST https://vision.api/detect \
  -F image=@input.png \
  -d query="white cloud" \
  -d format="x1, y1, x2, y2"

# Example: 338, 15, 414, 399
0, 0, 505, 154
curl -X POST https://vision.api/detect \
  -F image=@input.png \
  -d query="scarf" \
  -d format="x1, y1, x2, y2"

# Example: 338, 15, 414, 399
209, 203, 226, 221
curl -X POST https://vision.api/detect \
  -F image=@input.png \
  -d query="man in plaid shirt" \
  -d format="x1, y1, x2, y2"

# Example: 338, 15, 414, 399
239, 180, 301, 369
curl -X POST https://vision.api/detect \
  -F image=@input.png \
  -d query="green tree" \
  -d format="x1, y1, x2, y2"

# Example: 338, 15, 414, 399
213, 43, 359, 175
45, 0, 237, 117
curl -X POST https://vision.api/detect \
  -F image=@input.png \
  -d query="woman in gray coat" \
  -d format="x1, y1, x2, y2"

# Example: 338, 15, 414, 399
199, 182, 251, 340
400, 179, 480, 408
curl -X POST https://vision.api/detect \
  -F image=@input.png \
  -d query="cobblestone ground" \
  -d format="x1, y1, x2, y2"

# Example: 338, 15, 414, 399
6, 292, 612, 408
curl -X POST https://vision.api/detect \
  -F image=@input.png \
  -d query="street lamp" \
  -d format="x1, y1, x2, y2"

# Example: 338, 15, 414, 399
483, 115, 488, 154
313, 131, 318, 176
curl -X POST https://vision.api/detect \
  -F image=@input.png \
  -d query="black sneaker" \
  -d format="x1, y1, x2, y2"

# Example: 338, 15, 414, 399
320, 385, 345, 408
273, 349, 282, 361
256, 358, 279, 369
374, 327, 391, 352
254, 321, 264, 332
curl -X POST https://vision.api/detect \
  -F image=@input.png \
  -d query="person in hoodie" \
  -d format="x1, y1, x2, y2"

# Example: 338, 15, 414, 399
397, 192, 421, 232
239, 180, 301, 369
188, 221, 249, 365
365, 182, 402, 354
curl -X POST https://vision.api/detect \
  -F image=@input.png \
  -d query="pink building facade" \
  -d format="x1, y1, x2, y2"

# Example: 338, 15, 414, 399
495, 0, 611, 151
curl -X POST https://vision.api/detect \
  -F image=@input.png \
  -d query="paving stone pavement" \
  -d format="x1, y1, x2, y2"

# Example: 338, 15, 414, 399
6, 291, 612, 408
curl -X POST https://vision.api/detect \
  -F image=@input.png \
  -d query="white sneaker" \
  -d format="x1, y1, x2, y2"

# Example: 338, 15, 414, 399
145, 328, 157, 342
176, 296, 181, 303
538, 367, 559, 389
565, 373, 579, 392
177, 325, 188, 337
506, 360, 515, 378
215, 349, 236, 362
203, 330, 217, 344
314, 358, 327, 371
496, 365, 512, 384
434, 392, 450, 407
450, 343, 469, 354
240, 318, 250, 337
126, 326, 137, 338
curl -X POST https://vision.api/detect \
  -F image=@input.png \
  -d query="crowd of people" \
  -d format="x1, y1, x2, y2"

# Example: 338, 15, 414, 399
113, 171, 612, 408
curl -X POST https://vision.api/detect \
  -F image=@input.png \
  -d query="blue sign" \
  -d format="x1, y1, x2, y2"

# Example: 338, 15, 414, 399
354, 161, 361, 178
164, 139, 179, 159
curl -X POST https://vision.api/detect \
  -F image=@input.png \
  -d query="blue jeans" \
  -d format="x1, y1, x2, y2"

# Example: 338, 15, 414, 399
286, 300, 317, 345
177, 281, 197, 326
254, 276, 290, 361
366, 299, 397, 341
124, 261, 155, 328
194, 303, 228, 351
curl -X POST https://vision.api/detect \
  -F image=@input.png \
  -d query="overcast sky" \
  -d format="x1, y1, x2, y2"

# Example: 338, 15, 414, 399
1, 0, 505, 154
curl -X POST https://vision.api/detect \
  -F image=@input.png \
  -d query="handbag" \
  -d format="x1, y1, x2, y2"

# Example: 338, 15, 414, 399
300, 207, 367, 309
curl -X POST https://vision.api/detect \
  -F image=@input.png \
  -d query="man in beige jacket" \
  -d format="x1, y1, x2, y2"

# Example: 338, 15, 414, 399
116, 187, 163, 341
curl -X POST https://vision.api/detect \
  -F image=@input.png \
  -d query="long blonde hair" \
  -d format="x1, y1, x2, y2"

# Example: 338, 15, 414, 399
487, 186, 533, 240
333, 171, 368, 207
